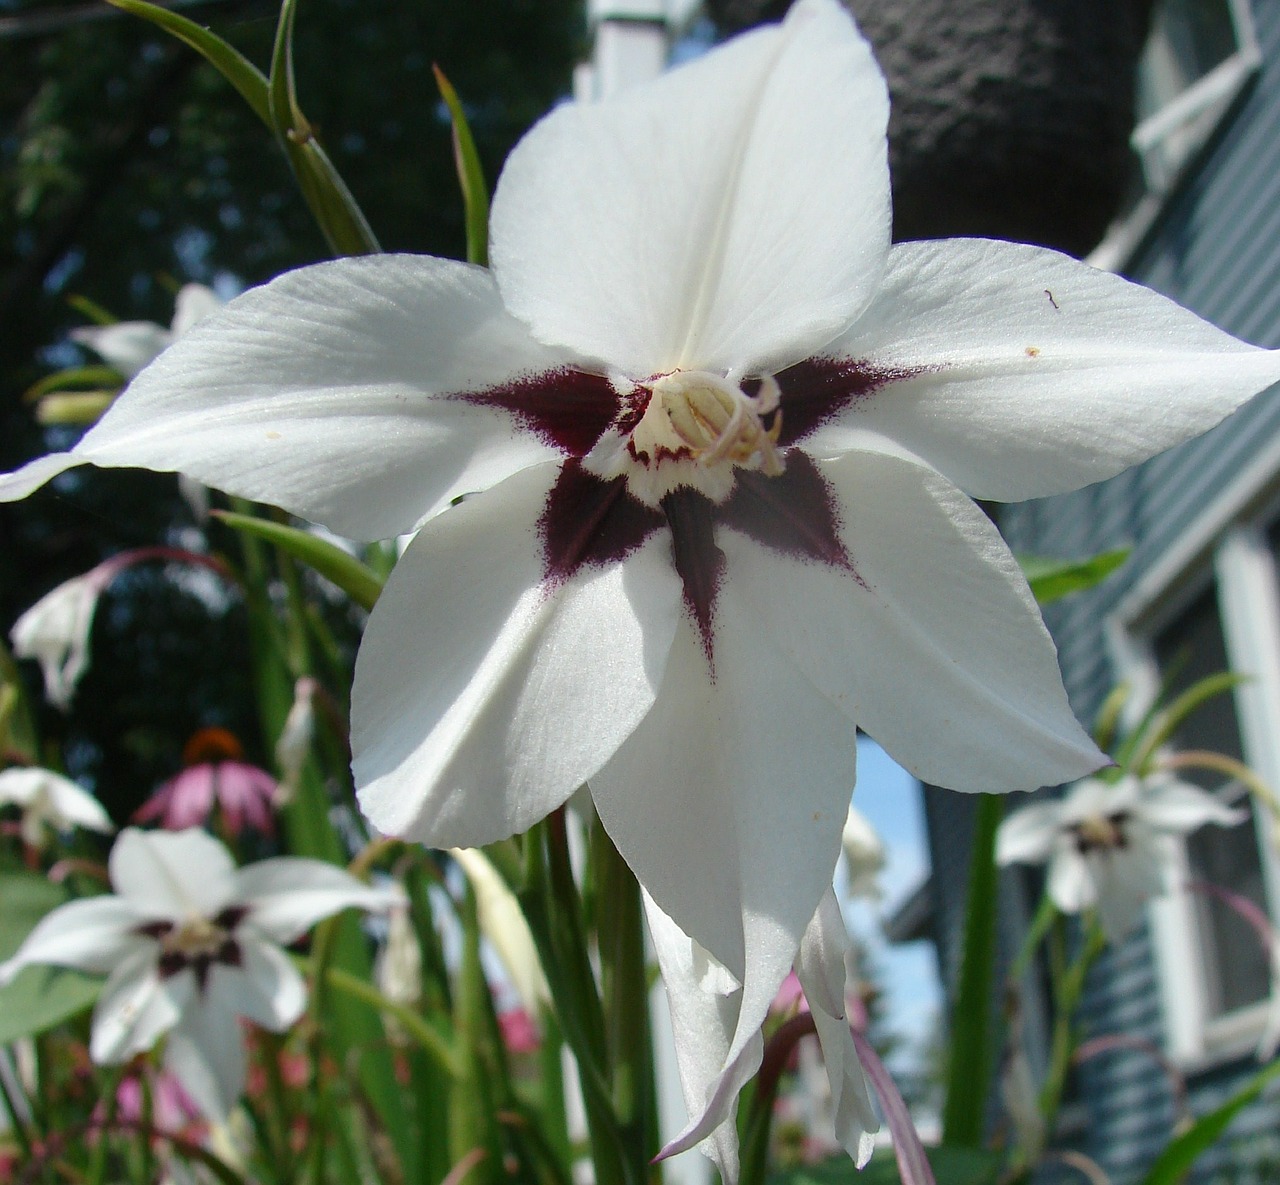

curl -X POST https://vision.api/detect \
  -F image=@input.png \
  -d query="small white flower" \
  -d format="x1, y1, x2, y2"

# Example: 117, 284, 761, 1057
0, 766, 113, 848
839, 805, 886, 903
0, 827, 401, 1120
10, 568, 113, 710
70, 284, 222, 380
997, 773, 1244, 943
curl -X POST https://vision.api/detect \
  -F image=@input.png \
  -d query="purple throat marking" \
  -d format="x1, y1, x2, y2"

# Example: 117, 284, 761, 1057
775, 356, 932, 445
455, 368, 622, 457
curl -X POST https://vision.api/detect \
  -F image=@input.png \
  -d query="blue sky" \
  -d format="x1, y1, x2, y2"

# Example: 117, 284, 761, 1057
842, 736, 941, 1069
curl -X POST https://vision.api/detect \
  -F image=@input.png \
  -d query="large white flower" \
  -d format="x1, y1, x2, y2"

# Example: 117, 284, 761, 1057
996, 772, 1244, 943
0, 828, 400, 1120
2, 0, 1280, 1169
0, 766, 113, 848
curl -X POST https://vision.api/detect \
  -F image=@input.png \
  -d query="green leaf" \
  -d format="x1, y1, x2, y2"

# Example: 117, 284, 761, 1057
0, 873, 101, 1043
268, 0, 381, 256
434, 66, 491, 267
766, 1146, 1001, 1184
1020, 549, 1130, 605
213, 511, 383, 611
25, 365, 123, 401
105, 0, 272, 126
1129, 670, 1247, 773
941, 793, 1003, 1147
1139, 1057, 1280, 1185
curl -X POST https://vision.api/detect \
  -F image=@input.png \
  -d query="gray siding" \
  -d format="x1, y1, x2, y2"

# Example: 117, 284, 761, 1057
926, 4, 1280, 1182
990, 1, 1280, 1179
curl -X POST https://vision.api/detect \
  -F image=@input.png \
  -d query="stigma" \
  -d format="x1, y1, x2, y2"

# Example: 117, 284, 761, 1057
584, 370, 785, 506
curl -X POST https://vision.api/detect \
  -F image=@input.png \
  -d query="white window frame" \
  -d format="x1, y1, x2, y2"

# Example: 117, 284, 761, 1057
1088, 0, 1260, 273
1107, 436, 1280, 1069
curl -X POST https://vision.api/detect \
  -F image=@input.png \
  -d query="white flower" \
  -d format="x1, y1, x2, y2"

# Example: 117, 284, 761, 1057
0, 766, 113, 848
996, 772, 1244, 943
3, 0, 1280, 1170
0, 828, 401, 1120
70, 284, 222, 380
10, 567, 113, 710
840, 805, 886, 902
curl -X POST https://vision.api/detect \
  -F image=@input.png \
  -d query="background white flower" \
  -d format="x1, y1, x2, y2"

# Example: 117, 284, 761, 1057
70, 283, 221, 380
996, 772, 1244, 943
839, 805, 886, 903
0, 766, 113, 848
0, 827, 401, 1120
10, 567, 114, 711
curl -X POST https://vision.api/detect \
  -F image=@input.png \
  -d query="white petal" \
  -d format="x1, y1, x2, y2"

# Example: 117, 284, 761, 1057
63, 256, 580, 539
794, 891, 878, 1167
725, 447, 1104, 792
643, 890, 747, 1183
71, 321, 171, 378
0, 768, 114, 833
163, 994, 246, 1122
812, 238, 1280, 500
995, 800, 1064, 866
491, 0, 889, 376
0, 452, 84, 503
9, 575, 102, 710
232, 858, 401, 945
354, 462, 681, 847
209, 940, 307, 1031
1059, 775, 1135, 824
0, 896, 152, 985
592, 606, 854, 1156
1138, 775, 1245, 832
108, 828, 236, 919
169, 283, 222, 337
89, 952, 189, 1063
1090, 836, 1165, 944
1046, 841, 1097, 915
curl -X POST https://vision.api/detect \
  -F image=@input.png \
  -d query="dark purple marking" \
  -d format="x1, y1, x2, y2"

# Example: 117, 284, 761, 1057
540, 460, 664, 584
661, 487, 725, 668
774, 357, 934, 446
455, 367, 623, 457
718, 451, 860, 580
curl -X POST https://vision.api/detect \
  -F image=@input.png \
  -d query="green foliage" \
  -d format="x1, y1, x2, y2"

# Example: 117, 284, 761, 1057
767, 1146, 1001, 1184
1020, 548, 1129, 605
0, 871, 101, 1042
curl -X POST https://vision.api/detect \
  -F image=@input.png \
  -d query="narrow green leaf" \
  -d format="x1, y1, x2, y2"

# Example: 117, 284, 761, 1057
941, 794, 1003, 1147
1020, 548, 1130, 605
1130, 671, 1247, 773
766, 1145, 1001, 1184
1139, 1057, 1280, 1185
105, 0, 272, 125
25, 365, 123, 401
434, 66, 491, 267
66, 294, 118, 326
0, 873, 102, 1042
213, 510, 383, 610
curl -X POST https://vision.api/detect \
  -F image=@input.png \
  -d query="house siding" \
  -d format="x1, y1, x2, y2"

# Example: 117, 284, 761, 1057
935, 2, 1280, 1179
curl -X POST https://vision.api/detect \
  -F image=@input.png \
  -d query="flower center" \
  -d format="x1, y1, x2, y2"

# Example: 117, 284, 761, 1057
143, 906, 247, 982
586, 370, 784, 506
1073, 811, 1130, 853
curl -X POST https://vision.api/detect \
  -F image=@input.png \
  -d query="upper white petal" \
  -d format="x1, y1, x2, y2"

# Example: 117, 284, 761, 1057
490, 0, 889, 376
1137, 775, 1245, 832
810, 238, 1280, 501
0, 895, 153, 986
66, 256, 580, 539
724, 446, 1104, 792
108, 828, 236, 919
354, 462, 681, 847
232, 857, 402, 945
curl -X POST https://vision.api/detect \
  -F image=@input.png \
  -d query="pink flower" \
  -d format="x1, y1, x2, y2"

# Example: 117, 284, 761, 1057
135, 728, 276, 838
498, 1007, 541, 1054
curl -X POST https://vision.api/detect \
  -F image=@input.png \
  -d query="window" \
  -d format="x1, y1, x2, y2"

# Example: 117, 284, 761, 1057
1088, 0, 1260, 272
1112, 506, 1280, 1066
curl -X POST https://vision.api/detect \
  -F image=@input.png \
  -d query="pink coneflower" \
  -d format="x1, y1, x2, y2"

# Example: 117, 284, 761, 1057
498, 1007, 541, 1055
134, 727, 277, 838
